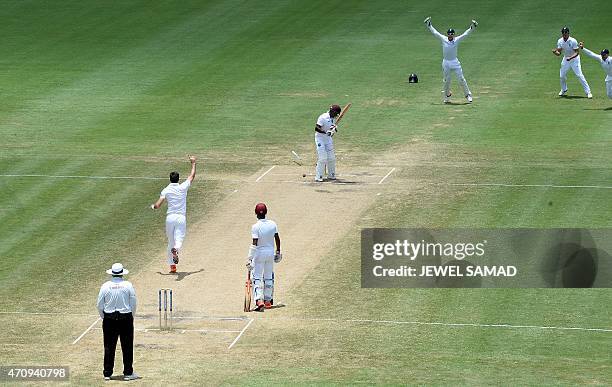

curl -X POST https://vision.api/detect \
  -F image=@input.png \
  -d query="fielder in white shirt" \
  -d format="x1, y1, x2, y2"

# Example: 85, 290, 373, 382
246, 203, 282, 312
579, 43, 612, 99
152, 155, 197, 273
424, 17, 478, 104
552, 27, 592, 98
314, 104, 342, 182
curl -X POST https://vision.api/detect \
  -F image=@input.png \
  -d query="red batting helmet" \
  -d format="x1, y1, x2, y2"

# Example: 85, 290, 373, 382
255, 203, 267, 216
330, 104, 342, 117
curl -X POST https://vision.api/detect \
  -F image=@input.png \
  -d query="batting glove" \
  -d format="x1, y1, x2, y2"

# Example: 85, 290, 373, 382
245, 259, 253, 271
424, 16, 431, 26
274, 253, 283, 263
471, 20, 478, 28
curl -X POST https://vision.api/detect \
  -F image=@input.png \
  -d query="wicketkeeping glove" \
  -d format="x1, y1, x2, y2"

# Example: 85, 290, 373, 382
274, 253, 283, 263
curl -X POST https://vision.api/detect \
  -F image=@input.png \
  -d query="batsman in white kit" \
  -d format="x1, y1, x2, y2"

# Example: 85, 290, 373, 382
151, 155, 197, 273
314, 104, 342, 182
424, 16, 478, 104
553, 27, 592, 98
246, 203, 282, 312
579, 42, 612, 99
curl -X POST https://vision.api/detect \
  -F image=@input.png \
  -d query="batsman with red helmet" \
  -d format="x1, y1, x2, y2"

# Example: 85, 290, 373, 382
314, 104, 342, 182
246, 203, 282, 312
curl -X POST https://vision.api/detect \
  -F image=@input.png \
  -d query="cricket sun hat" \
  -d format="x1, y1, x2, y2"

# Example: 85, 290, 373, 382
106, 262, 129, 276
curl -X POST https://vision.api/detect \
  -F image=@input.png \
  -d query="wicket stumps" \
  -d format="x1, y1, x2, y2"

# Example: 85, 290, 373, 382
158, 288, 173, 331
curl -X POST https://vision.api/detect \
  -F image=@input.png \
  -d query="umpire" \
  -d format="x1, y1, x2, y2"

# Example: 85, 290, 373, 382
97, 263, 139, 381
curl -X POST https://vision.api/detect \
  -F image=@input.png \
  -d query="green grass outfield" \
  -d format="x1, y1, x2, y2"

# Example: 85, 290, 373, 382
1, 0, 611, 384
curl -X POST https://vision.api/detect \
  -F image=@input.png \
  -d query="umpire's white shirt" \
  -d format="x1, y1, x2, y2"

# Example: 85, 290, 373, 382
97, 277, 137, 317
161, 180, 191, 216
251, 219, 278, 256
315, 112, 335, 139
557, 37, 579, 59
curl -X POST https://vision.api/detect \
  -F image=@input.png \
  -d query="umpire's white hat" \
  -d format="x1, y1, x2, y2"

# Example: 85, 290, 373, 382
106, 262, 129, 276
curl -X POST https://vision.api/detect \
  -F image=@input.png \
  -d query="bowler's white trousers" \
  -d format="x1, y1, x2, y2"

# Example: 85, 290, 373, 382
165, 213, 186, 265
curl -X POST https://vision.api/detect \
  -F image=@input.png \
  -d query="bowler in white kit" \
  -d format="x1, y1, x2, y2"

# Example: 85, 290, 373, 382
579, 42, 612, 99
151, 155, 197, 273
552, 27, 592, 98
424, 16, 478, 104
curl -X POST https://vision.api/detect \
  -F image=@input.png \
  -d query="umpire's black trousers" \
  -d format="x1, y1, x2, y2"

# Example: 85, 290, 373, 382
103, 312, 134, 377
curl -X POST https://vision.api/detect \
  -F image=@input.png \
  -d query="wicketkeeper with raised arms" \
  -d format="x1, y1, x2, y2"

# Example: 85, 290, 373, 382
424, 17, 478, 104
246, 203, 282, 312
314, 104, 341, 182
151, 155, 197, 273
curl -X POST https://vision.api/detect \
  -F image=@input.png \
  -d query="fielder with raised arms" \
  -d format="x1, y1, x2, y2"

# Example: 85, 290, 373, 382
579, 42, 612, 99
424, 16, 477, 104
314, 104, 341, 182
553, 27, 592, 98
151, 155, 197, 273
246, 203, 282, 312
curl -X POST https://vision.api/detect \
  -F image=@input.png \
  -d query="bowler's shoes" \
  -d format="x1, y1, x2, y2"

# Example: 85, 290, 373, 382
264, 300, 273, 309
466, 94, 473, 103
254, 300, 265, 312
559, 89, 568, 96
314, 177, 323, 182
124, 373, 139, 381
587, 93, 593, 99
171, 248, 179, 264
170, 264, 177, 273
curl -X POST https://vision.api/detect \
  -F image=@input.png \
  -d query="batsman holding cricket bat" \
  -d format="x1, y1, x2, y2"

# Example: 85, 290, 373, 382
314, 103, 351, 182
245, 203, 282, 312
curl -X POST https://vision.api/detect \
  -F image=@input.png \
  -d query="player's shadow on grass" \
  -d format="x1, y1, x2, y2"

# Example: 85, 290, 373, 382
435, 102, 471, 106
559, 95, 588, 99
584, 107, 612, 111
156, 268, 204, 281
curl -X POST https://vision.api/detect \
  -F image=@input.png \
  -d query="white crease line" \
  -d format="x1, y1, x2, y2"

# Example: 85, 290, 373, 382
0, 311, 99, 316
449, 182, 612, 190
378, 168, 396, 184
228, 318, 254, 349
72, 317, 101, 345
285, 317, 612, 333
255, 166, 276, 182
0, 174, 166, 180
91, 327, 241, 333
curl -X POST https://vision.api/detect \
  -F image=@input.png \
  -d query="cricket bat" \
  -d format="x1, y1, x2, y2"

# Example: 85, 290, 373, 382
243, 270, 252, 312
334, 103, 352, 125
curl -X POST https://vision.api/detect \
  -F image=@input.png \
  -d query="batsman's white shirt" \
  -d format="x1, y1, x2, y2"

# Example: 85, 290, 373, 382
315, 112, 335, 139
97, 277, 137, 317
160, 181, 191, 216
427, 25, 474, 61
251, 219, 278, 256
582, 48, 612, 80
557, 37, 579, 59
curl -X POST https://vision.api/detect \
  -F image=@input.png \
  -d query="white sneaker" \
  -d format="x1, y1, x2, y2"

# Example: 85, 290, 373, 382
558, 89, 568, 96
124, 373, 139, 381
466, 95, 473, 103
587, 93, 593, 99
314, 177, 323, 182
104, 376, 111, 381
328, 175, 336, 180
